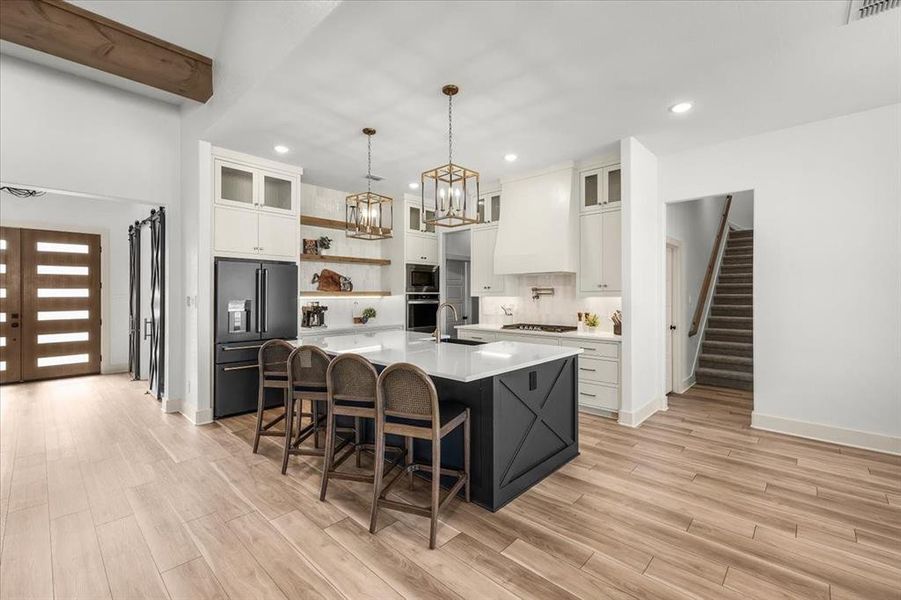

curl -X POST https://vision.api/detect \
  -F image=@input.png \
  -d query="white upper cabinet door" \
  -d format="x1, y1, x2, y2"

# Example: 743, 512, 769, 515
260, 172, 296, 215
579, 212, 603, 292
580, 168, 602, 213
471, 226, 505, 294
257, 212, 298, 260
214, 205, 259, 255
603, 165, 622, 207
216, 160, 257, 209
406, 233, 438, 265
601, 209, 622, 292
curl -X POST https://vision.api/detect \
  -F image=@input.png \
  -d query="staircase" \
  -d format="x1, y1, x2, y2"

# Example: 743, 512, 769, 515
696, 229, 753, 390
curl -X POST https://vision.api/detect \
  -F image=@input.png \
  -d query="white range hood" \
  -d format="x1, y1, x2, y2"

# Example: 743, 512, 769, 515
493, 163, 578, 275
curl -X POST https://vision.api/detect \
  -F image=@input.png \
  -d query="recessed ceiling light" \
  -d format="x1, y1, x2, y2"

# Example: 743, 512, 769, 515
504, 153, 518, 162
408, 182, 419, 190
669, 102, 693, 114
274, 145, 290, 154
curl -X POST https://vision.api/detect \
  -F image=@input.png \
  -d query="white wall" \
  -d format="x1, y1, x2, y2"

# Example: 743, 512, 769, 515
621, 137, 665, 426
0, 192, 154, 373
0, 55, 180, 203
659, 103, 901, 452
0, 55, 183, 406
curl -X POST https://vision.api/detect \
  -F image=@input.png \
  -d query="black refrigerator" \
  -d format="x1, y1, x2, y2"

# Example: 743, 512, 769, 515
213, 258, 297, 418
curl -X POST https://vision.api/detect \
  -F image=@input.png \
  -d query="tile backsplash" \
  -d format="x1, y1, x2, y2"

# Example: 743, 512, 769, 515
478, 273, 622, 333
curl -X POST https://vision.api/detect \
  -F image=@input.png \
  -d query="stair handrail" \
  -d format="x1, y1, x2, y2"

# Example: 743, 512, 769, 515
689, 194, 732, 337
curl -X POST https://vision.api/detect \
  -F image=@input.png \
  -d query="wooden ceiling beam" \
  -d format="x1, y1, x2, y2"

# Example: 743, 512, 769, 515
0, 0, 213, 102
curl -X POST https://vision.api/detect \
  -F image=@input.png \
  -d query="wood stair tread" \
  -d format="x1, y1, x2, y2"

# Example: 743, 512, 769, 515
695, 367, 754, 382
699, 353, 753, 366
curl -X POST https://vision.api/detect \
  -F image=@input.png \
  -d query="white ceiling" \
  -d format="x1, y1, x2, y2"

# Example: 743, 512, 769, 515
3, 1, 899, 198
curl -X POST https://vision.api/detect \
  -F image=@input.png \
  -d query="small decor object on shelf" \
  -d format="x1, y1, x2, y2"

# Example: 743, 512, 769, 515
311, 269, 353, 292
317, 236, 333, 250
584, 313, 600, 330
611, 310, 622, 335
361, 307, 377, 324
303, 239, 320, 255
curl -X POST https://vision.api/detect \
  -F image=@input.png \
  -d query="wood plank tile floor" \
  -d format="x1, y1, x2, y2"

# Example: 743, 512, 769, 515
1, 374, 899, 599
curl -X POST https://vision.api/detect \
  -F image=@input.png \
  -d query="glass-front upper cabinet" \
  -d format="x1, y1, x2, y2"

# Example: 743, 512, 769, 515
580, 164, 621, 211
423, 209, 436, 233
408, 204, 422, 233
604, 165, 621, 207
261, 174, 293, 213
216, 160, 255, 208
478, 191, 502, 224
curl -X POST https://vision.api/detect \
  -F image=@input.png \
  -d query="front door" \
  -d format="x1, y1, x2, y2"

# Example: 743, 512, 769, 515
0, 228, 22, 383
0, 228, 102, 383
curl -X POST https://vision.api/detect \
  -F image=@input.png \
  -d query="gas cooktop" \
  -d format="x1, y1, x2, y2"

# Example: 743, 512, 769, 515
501, 323, 578, 333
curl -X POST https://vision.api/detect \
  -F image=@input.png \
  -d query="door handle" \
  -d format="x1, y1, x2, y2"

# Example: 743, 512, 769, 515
255, 268, 262, 333
261, 268, 269, 333
144, 318, 152, 340
223, 364, 258, 372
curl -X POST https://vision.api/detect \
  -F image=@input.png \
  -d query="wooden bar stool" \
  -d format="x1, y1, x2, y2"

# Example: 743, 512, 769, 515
281, 345, 332, 474
319, 353, 406, 502
370, 362, 470, 549
252, 339, 294, 454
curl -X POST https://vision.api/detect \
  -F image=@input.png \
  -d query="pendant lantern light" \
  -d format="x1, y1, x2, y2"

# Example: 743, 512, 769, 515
346, 128, 393, 240
421, 84, 480, 228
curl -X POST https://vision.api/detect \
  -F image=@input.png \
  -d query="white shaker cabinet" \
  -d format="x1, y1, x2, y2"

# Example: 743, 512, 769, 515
212, 151, 301, 261
405, 232, 439, 265
471, 226, 505, 294
579, 208, 621, 294
580, 163, 621, 213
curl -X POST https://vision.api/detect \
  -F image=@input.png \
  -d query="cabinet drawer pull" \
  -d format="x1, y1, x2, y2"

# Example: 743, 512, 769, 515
222, 344, 264, 351
223, 364, 258, 372
579, 392, 596, 398
580, 367, 597, 372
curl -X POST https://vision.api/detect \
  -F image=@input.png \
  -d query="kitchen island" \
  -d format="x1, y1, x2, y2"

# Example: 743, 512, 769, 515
295, 330, 582, 511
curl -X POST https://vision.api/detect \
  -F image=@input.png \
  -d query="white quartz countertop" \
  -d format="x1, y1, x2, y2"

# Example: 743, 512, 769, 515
455, 323, 622, 343
294, 330, 581, 383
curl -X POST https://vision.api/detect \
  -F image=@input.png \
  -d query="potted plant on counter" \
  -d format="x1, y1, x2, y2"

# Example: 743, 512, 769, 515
361, 307, 377, 324
584, 312, 600, 332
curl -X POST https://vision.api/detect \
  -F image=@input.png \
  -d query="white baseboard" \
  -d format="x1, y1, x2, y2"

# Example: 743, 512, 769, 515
677, 374, 695, 394
618, 396, 666, 428
751, 412, 901, 456
178, 402, 214, 425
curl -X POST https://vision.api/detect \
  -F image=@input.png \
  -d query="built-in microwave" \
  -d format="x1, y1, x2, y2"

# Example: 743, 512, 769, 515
406, 264, 439, 293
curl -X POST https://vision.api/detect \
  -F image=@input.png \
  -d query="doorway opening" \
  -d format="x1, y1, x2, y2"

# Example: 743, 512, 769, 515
440, 229, 475, 338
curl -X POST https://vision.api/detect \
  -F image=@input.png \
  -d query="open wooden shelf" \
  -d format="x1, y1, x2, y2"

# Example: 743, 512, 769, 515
300, 214, 393, 236
299, 254, 390, 266
300, 290, 391, 297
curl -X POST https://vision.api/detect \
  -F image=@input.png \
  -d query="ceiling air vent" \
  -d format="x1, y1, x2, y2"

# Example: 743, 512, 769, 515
848, 0, 899, 22
364, 173, 384, 182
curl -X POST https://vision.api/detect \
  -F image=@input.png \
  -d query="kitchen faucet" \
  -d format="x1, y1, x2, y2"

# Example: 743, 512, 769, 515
433, 302, 459, 343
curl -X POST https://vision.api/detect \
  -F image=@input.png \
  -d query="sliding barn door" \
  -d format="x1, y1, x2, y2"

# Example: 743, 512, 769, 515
0, 227, 22, 383
20, 229, 102, 381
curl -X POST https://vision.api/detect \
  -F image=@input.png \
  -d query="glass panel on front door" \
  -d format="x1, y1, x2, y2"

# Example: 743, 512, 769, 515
263, 175, 292, 211
221, 166, 254, 205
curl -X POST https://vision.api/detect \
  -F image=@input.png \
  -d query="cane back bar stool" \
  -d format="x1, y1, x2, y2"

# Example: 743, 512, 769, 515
319, 353, 407, 502
252, 339, 294, 454
281, 345, 332, 474
370, 362, 470, 549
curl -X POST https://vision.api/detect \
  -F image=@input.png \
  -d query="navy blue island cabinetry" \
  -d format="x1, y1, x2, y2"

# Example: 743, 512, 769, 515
296, 330, 581, 512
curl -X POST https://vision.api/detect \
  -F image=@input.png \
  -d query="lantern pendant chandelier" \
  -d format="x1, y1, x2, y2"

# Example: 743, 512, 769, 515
421, 84, 480, 228
346, 127, 393, 240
